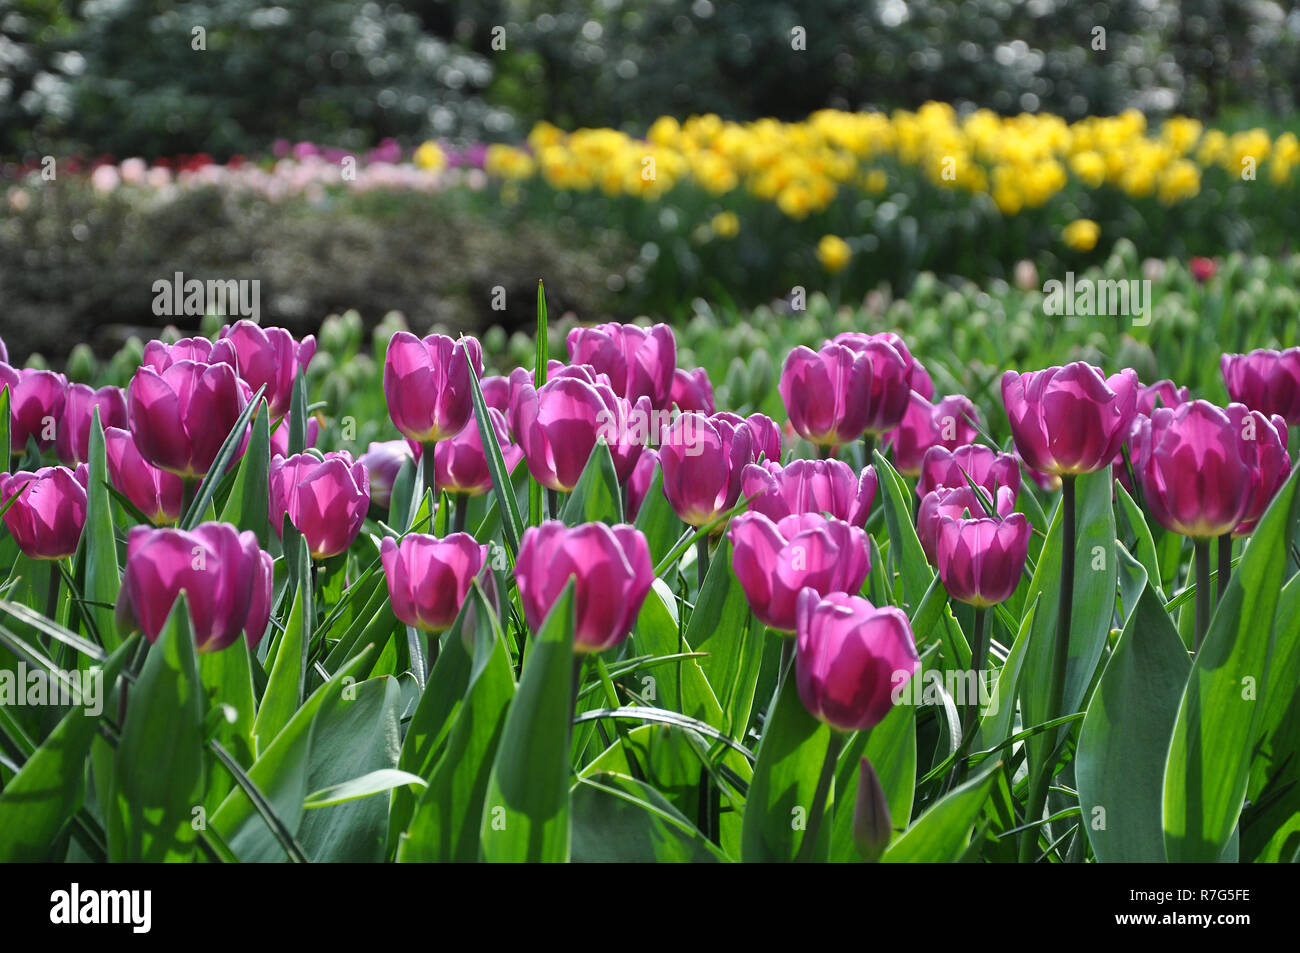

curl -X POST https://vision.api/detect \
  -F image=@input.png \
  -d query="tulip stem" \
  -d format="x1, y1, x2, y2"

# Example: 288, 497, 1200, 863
569, 655, 586, 727
547, 488, 560, 521
861, 433, 875, 469
696, 538, 710, 590
453, 493, 468, 535
181, 478, 198, 521
1195, 538, 1212, 653
45, 566, 61, 628
956, 607, 988, 782
1217, 533, 1232, 601
1020, 474, 1075, 863
816, 444, 833, 461
795, 732, 844, 862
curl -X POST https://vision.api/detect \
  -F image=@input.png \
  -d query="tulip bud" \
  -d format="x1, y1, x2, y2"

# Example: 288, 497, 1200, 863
268, 414, 320, 459
852, 757, 893, 862
1235, 409, 1290, 536
712, 411, 782, 465
56, 384, 128, 465
117, 522, 273, 652
626, 448, 659, 520
0, 465, 88, 559
515, 521, 653, 653
795, 589, 919, 733
1221, 348, 1300, 426
383, 332, 484, 443
671, 367, 715, 414
141, 337, 217, 370
511, 376, 614, 492
211, 320, 316, 418
1002, 363, 1138, 476
127, 360, 251, 478
936, 512, 1031, 608
886, 393, 980, 476
358, 439, 414, 510
105, 427, 184, 526
918, 484, 1017, 565
778, 343, 877, 446
567, 322, 677, 410
917, 444, 1021, 500
433, 406, 523, 496
742, 458, 876, 528
269, 451, 370, 558
0, 364, 67, 453
658, 412, 752, 527
380, 533, 486, 633
729, 512, 870, 633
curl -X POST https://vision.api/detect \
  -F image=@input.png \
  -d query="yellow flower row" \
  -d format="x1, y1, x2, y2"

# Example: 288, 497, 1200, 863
474, 103, 1298, 219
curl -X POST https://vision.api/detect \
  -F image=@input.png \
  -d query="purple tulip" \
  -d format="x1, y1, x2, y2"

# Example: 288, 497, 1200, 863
511, 376, 614, 492
658, 412, 752, 527
433, 406, 523, 496
105, 427, 184, 526
1137, 379, 1190, 416
795, 589, 919, 733
380, 533, 486, 632
936, 513, 1032, 607
1221, 348, 1300, 425
626, 449, 659, 520
0, 465, 88, 559
480, 375, 512, 415
917, 444, 1022, 500
268, 415, 320, 459
1113, 379, 1190, 489
1138, 401, 1255, 538
117, 522, 273, 652
383, 332, 484, 444
729, 512, 871, 632
0, 336, 7, 364
56, 384, 128, 465
141, 337, 218, 371
212, 320, 315, 417
671, 367, 715, 414
778, 342, 877, 446
713, 411, 782, 464
358, 440, 414, 509
1002, 363, 1138, 476
887, 392, 980, 476
0, 364, 67, 453
269, 451, 370, 558
832, 331, 931, 398
566, 322, 677, 410
1235, 410, 1291, 536
741, 459, 877, 528
127, 360, 251, 478
918, 484, 1018, 564
515, 521, 654, 653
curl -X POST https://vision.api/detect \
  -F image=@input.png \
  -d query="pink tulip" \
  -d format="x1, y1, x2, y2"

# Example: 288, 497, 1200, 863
268, 414, 320, 459
671, 367, 715, 414
383, 332, 484, 443
1002, 363, 1138, 476
1221, 348, 1300, 426
658, 413, 752, 527
0, 465, 88, 559
887, 393, 980, 476
936, 513, 1032, 607
380, 532, 486, 632
433, 406, 523, 496
141, 337, 218, 370
713, 411, 782, 464
626, 449, 659, 520
212, 320, 316, 417
729, 513, 870, 632
778, 342, 878, 446
1138, 401, 1255, 538
269, 451, 370, 558
105, 427, 184, 526
741, 459, 877, 528
917, 444, 1021, 499
127, 360, 250, 478
1136, 379, 1190, 416
480, 375, 512, 415
358, 440, 414, 509
567, 322, 677, 409
918, 484, 1018, 564
795, 589, 918, 733
832, 331, 931, 398
1190, 257, 1217, 283
0, 365, 67, 453
1235, 410, 1291, 536
1113, 379, 1190, 489
117, 522, 273, 652
56, 384, 128, 465
515, 521, 653, 653
511, 375, 617, 492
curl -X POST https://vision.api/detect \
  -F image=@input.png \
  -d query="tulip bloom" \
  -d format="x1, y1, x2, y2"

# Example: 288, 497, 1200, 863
671, 367, 715, 414
887, 393, 980, 476
1221, 348, 1300, 425
515, 521, 654, 653
1136, 379, 1190, 416
383, 332, 484, 443
1002, 363, 1138, 476
105, 427, 184, 526
918, 484, 1018, 564
1138, 401, 1254, 539
779, 343, 873, 447
433, 406, 523, 496
729, 513, 871, 633
567, 322, 677, 409
56, 384, 128, 465
479, 375, 512, 415
713, 411, 781, 465
0, 365, 67, 453
917, 444, 1021, 500
626, 449, 659, 520
117, 522, 273, 652
380, 533, 486, 633
358, 440, 414, 509
511, 376, 617, 492
1113, 379, 1190, 489
742, 459, 876, 528
141, 337, 218, 370
658, 413, 752, 527
0, 465, 88, 559
1235, 410, 1291, 536
127, 360, 250, 478
795, 589, 919, 733
833, 331, 931, 398
268, 414, 320, 459
269, 452, 370, 558
935, 513, 1032, 607
212, 320, 316, 417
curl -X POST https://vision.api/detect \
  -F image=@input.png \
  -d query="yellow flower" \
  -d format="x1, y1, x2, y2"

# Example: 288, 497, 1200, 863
413, 141, 445, 171
710, 211, 739, 239
817, 235, 852, 273
864, 169, 888, 194
1062, 219, 1100, 253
